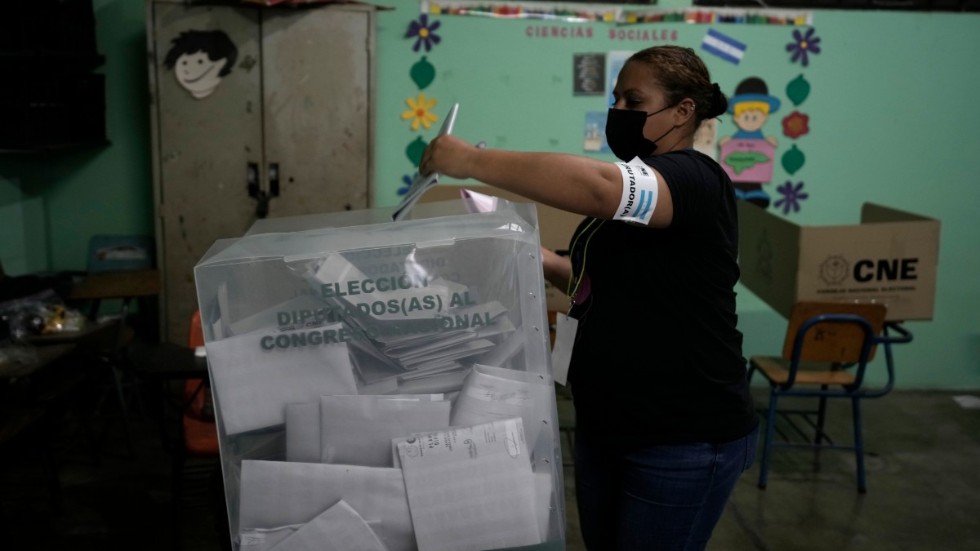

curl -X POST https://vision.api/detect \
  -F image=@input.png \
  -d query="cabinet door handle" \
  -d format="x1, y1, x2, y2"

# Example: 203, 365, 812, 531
268, 162, 280, 197
247, 162, 260, 198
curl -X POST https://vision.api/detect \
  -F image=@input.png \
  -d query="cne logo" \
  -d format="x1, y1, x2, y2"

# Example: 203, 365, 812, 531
818, 255, 920, 286
819, 255, 849, 285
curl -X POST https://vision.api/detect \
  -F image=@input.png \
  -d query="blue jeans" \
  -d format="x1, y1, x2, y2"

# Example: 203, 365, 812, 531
574, 425, 759, 551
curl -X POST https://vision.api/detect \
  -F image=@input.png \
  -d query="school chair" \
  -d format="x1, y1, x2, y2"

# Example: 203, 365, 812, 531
747, 301, 913, 493
68, 235, 159, 457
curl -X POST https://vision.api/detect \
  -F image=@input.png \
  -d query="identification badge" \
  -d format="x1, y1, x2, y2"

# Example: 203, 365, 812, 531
551, 312, 578, 386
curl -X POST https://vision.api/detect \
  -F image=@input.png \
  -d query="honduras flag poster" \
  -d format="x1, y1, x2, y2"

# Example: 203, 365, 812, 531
701, 29, 747, 65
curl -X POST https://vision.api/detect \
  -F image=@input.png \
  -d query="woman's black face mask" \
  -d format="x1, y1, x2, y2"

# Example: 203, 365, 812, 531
604, 104, 676, 162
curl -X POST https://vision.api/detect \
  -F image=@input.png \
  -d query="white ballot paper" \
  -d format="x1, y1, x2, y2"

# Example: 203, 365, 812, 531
206, 330, 359, 435
239, 460, 415, 551
266, 499, 388, 551
240, 524, 301, 551
451, 364, 554, 451
285, 402, 321, 463
320, 395, 452, 467
460, 188, 499, 214
241, 520, 388, 551
287, 395, 447, 463
476, 330, 525, 368
396, 418, 542, 551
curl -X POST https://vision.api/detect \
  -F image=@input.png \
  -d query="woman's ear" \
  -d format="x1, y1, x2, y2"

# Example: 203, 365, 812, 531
674, 99, 697, 125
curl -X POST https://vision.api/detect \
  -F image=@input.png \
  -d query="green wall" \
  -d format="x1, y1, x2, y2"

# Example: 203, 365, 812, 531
1, 2, 978, 390
0, 0, 152, 274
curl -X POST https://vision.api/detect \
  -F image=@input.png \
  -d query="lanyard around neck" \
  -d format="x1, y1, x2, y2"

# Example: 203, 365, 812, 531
566, 218, 605, 302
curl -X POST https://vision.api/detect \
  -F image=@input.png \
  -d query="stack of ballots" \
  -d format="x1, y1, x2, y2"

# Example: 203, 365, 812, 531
193, 199, 565, 551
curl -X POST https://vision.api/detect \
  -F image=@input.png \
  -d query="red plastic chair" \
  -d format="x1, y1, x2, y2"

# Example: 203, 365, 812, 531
172, 310, 225, 550
181, 310, 218, 456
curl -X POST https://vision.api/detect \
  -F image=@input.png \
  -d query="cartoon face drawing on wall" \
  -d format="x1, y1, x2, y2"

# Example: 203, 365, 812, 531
163, 30, 238, 99
732, 104, 770, 137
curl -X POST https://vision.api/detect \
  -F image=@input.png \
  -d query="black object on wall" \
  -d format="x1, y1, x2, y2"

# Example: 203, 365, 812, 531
0, 0, 107, 153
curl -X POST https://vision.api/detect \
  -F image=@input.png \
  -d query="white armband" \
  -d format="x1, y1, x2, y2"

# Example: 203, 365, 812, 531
613, 157, 659, 225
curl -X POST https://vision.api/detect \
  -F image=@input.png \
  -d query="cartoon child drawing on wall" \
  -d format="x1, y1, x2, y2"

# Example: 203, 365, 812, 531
693, 118, 718, 160
718, 77, 781, 207
163, 30, 238, 99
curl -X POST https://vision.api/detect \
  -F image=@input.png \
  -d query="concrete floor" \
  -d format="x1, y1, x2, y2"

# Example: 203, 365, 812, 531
2, 385, 979, 550
708, 389, 980, 551
559, 386, 980, 551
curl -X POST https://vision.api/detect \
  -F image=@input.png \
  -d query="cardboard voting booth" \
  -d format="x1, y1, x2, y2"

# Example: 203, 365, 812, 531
194, 200, 566, 551
737, 202, 940, 321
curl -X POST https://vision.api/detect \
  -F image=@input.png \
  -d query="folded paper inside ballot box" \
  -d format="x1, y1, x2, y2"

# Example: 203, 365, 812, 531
193, 199, 565, 551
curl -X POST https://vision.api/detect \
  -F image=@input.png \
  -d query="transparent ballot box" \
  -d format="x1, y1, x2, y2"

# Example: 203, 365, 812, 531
194, 201, 565, 551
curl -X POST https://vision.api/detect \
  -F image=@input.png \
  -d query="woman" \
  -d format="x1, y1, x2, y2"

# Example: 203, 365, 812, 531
421, 45, 759, 551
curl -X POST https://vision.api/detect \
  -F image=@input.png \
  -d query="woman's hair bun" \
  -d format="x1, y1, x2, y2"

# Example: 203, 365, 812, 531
708, 83, 728, 119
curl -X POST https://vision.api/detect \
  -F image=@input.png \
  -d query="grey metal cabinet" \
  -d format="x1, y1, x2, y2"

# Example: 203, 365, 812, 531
147, 1, 376, 342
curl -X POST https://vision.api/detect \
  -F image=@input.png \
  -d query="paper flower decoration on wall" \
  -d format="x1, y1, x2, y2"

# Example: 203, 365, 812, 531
782, 144, 806, 175
411, 57, 436, 89
787, 28, 821, 67
786, 74, 811, 106
405, 14, 441, 52
406, 136, 428, 166
782, 111, 810, 139
398, 174, 414, 196
402, 93, 439, 131
774, 181, 809, 214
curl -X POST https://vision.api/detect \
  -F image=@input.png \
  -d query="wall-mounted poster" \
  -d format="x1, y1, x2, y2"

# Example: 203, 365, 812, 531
573, 53, 605, 96
583, 111, 608, 153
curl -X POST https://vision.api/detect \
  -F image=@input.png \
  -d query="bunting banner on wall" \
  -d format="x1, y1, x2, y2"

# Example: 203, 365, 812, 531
419, 1, 812, 26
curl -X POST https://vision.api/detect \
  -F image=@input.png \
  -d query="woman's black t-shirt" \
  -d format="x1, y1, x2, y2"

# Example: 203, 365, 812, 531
567, 149, 758, 448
